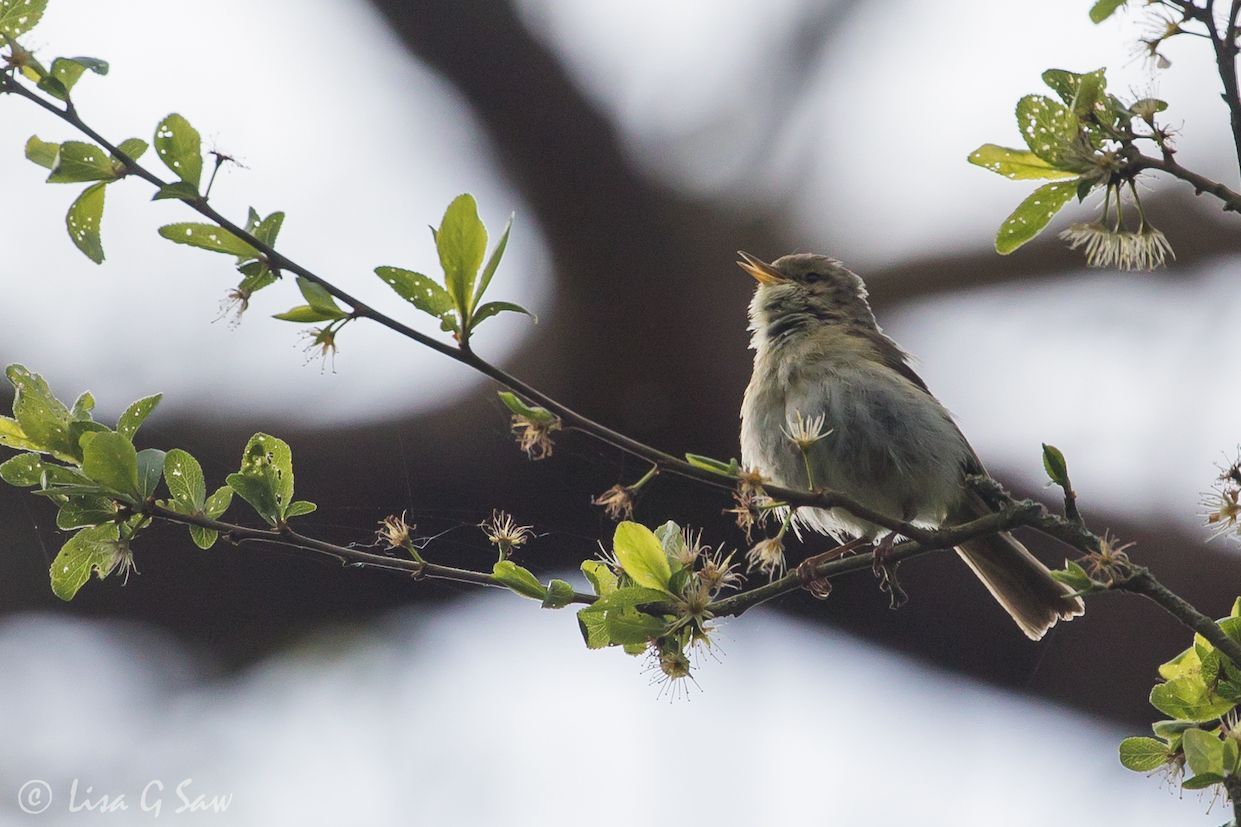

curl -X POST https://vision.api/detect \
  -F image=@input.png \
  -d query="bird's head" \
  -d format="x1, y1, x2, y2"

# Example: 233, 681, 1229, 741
736, 251, 877, 340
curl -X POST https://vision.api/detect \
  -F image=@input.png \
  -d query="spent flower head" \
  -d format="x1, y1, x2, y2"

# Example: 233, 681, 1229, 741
1081, 532, 1136, 584
481, 509, 533, 558
698, 547, 743, 593
376, 511, 414, 551
592, 484, 634, 521
511, 413, 560, 460
745, 535, 786, 580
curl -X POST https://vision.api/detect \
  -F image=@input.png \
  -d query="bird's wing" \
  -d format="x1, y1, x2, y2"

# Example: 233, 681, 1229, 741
854, 327, 987, 477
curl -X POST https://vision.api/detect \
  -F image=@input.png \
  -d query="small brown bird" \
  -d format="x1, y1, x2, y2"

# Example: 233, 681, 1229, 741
737, 251, 1083, 640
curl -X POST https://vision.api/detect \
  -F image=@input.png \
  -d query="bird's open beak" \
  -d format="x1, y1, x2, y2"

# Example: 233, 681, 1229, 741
736, 251, 786, 285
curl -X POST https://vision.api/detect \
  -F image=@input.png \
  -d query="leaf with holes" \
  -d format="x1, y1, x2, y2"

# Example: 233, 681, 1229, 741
163, 448, 205, 512
374, 266, 458, 331
65, 181, 107, 264
6, 365, 76, 461
159, 223, 259, 258
154, 113, 202, 189
1015, 95, 1085, 170
47, 141, 121, 184
967, 144, 1077, 181
40, 56, 108, 100
225, 432, 294, 525
49, 523, 123, 601
0, 0, 47, 37
117, 394, 161, 440
995, 180, 1079, 255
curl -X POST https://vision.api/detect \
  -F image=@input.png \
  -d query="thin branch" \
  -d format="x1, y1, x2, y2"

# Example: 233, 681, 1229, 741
1114, 566, 1241, 672
1128, 148, 1241, 212
143, 503, 598, 604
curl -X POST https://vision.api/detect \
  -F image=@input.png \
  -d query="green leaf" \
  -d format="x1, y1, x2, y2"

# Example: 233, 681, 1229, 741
496, 391, 557, 425
271, 305, 341, 323
117, 394, 161, 440
284, 500, 316, 518
154, 113, 202, 189
136, 448, 165, 498
188, 485, 234, 549
0, 452, 48, 486
590, 585, 671, 613
47, 141, 121, 184
247, 208, 284, 247
1232, 597, 1241, 619
151, 181, 201, 202
580, 559, 618, 597
995, 180, 1079, 255
42, 56, 108, 99
1041, 443, 1070, 487
49, 523, 122, 601
114, 137, 147, 163
654, 520, 685, 560
684, 453, 739, 476
1015, 95, 1081, 168
1149, 675, 1236, 722
0, 0, 46, 37
295, 277, 348, 320
542, 578, 575, 609
163, 448, 206, 511
474, 213, 512, 306
158, 223, 259, 258
469, 301, 534, 331
492, 560, 546, 600
0, 416, 39, 452
70, 392, 95, 421
611, 522, 673, 592
577, 606, 610, 649
967, 144, 1077, 181
1049, 559, 1094, 592
1118, 737, 1172, 772
1088, 0, 1127, 23
81, 431, 141, 501
1159, 645, 1202, 681
374, 266, 458, 330
604, 610, 665, 645
205, 485, 232, 518
436, 194, 488, 318
24, 135, 58, 169
65, 181, 107, 264
55, 495, 118, 530
225, 432, 294, 525
6, 364, 75, 461
1180, 772, 1224, 790
1182, 728, 1227, 777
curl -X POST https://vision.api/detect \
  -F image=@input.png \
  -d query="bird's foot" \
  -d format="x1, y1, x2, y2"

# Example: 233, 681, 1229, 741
871, 534, 908, 609
796, 536, 867, 599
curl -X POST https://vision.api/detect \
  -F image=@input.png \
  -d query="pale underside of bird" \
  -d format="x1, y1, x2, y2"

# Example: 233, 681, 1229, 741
737, 251, 1083, 640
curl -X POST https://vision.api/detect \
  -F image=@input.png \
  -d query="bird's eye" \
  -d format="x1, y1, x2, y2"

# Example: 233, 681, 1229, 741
803, 272, 823, 284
